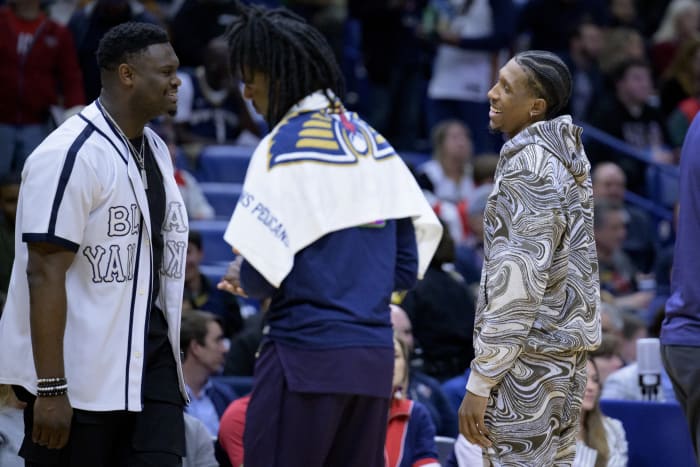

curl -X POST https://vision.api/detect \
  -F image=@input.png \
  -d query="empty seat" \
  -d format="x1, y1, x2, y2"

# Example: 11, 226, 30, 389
200, 182, 244, 219
196, 145, 253, 183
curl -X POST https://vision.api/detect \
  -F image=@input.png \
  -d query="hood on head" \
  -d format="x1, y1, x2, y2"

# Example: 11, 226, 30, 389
500, 115, 590, 185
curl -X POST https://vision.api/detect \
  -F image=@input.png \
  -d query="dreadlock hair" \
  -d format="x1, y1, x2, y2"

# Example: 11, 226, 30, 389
96, 22, 169, 71
225, 2, 345, 128
514, 50, 573, 120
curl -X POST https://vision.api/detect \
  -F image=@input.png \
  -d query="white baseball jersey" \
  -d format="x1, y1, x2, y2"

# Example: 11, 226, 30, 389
0, 102, 189, 412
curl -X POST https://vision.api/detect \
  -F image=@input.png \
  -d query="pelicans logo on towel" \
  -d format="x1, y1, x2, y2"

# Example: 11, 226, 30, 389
268, 109, 396, 168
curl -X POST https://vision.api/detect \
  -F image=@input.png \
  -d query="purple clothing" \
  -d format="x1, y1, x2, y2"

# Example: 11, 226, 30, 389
244, 342, 389, 467
274, 342, 393, 397
662, 113, 700, 346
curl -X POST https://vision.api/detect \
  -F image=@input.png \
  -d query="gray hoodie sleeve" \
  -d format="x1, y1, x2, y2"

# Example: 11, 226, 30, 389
467, 163, 565, 396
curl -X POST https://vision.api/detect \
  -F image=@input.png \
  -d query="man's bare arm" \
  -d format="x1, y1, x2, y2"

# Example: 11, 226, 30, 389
27, 241, 75, 449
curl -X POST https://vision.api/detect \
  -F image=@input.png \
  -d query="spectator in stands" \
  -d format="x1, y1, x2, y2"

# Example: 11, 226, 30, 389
183, 413, 219, 467
609, 0, 645, 31
592, 162, 656, 273
402, 220, 475, 382
0, 384, 23, 467
517, 0, 608, 55
68, 0, 160, 102
349, 0, 434, 151
181, 310, 238, 438
174, 36, 262, 147
651, 0, 700, 78
661, 105, 700, 462
588, 59, 674, 195
154, 120, 215, 220
0, 173, 19, 299
0, 0, 85, 177
597, 27, 647, 78
590, 333, 625, 385
619, 312, 648, 363
594, 201, 654, 312
454, 187, 489, 289
419, 120, 477, 205
417, 120, 477, 244
286, 0, 346, 64
385, 335, 440, 467
660, 37, 700, 118
223, 310, 264, 377
573, 357, 629, 467
600, 302, 625, 337
637, 0, 675, 37
185, 231, 243, 336
219, 4, 442, 466
183, 230, 243, 338
170, 0, 239, 68
218, 393, 251, 467
391, 304, 459, 437
662, 38, 700, 145
472, 153, 498, 185
426, 0, 515, 154
562, 20, 605, 122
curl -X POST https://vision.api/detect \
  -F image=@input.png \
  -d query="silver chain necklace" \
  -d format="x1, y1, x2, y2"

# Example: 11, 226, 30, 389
99, 98, 148, 189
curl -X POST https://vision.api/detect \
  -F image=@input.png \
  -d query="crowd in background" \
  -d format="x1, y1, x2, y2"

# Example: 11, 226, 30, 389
0, 0, 696, 465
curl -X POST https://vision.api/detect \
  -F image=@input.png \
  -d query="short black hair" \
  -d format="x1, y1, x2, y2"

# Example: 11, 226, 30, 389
514, 50, 573, 119
0, 172, 21, 189
611, 58, 650, 85
180, 310, 222, 359
96, 22, 169, 71
188, 230, 202, 250
225, 2, 345, 127
594, 200, 625, 230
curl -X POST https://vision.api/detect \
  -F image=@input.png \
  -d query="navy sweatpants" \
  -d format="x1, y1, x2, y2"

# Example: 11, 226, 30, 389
243, 343, 390, 467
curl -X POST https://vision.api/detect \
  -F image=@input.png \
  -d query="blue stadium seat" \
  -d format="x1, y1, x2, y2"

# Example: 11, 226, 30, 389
646, 164, 680, 209
435, 436, 456, 466
196, 145, 253, 183
399, 151, 431, 170
190, 220, 234, 265
600, 400, 696, 467
200, 182, 244, 219
212, 376, 255, 397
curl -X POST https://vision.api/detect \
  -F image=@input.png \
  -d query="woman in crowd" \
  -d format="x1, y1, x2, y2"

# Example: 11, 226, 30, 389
574, 358, 629, 467
385, 335, 440, 467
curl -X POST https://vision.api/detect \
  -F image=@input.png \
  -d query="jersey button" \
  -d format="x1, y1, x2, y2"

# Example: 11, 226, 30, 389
138, 289, 145, 295
134, 352, 142, 359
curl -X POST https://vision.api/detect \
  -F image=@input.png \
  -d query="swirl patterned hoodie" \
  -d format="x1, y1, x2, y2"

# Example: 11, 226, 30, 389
467, 115, 602, 397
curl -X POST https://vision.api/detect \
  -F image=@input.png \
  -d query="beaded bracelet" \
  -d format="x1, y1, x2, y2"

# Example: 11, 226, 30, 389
36, 385, 68, 397
37, 377, 67, 388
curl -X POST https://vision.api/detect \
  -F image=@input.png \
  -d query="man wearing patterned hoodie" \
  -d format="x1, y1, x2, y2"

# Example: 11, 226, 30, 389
458, 50, 601, 466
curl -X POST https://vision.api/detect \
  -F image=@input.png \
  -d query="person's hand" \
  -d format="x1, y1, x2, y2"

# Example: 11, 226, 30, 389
217, 255, 248, 297
32, 394, 72, 449
458, 390, 492, 448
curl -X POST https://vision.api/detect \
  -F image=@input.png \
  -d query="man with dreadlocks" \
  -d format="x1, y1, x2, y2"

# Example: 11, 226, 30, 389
458, 50, 601, 466
217, 3, 443, 467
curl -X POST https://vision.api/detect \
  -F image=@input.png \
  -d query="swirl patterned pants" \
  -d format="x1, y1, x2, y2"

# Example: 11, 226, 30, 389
482, 351, 587, 467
